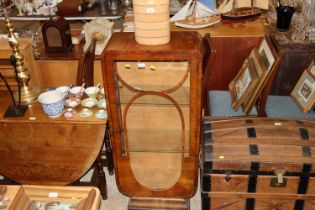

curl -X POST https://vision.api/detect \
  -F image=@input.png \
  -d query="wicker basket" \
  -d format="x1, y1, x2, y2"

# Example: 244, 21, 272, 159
133, 0, 170, 45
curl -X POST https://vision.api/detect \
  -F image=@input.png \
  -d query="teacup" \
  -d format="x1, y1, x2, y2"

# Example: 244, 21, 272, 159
100, 88, 105, 95
38, 90, 65, 118
69, 86, 85, 99
97, 99, 106, 109
56, 86, 70, 99
99, 88, 105, 99
85, 86, 100, 98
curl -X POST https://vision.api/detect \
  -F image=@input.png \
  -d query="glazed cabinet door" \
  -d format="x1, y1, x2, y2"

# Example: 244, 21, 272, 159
116, 61, 190, 190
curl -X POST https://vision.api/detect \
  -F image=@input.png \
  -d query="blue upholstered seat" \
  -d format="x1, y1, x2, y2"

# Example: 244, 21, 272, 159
208, 90, 257, 117
205, 36, 284, 118
265, 95, 315, 119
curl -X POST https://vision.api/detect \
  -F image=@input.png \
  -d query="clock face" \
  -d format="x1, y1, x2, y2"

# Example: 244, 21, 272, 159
42, 17, 73, 53
46, 27, 62, 47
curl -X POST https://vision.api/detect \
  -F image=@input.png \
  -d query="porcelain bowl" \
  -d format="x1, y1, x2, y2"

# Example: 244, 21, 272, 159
69, 86, 85, 99
38, 90, 65, 118
84, 86, 100, 98
56, 86, 70, 99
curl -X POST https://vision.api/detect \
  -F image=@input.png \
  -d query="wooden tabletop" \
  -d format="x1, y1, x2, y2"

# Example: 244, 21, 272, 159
0, 91, 107, 185
0, 91, 107, 124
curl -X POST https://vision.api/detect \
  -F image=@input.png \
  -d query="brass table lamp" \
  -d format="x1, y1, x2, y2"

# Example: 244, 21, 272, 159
0, 1, 39, 105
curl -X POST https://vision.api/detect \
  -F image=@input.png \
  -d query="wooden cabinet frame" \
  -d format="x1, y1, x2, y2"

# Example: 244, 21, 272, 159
102, 32, 202, 198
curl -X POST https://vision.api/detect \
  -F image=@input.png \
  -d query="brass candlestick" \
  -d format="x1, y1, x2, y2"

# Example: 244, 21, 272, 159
0, 2, 39, 104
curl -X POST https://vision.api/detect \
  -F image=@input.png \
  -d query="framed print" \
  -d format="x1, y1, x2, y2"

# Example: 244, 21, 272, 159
241, 48, 268, 113
258, 39, 275, 72
291, 70, 315, 113
248, 48, 266, 77
9, 186, 100, 210
229, 59, 259, 110
307, 60, 315, 76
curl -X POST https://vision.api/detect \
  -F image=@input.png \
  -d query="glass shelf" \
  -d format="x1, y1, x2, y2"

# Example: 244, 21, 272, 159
117, 87, 190, 106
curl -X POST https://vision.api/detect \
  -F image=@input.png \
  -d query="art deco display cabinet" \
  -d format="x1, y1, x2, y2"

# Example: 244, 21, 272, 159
102, 32, 202, 207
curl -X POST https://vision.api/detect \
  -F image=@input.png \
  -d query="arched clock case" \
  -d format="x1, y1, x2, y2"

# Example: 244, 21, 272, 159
102, 32, 202, 203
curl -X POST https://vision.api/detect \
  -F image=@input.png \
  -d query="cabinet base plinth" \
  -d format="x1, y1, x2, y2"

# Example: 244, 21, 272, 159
128, 197, 189, 210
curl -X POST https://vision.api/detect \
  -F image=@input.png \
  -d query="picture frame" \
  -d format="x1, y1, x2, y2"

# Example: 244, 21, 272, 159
241, 48, 268, 113
291, 70, 315, 113
241, 37, 280, 114
307, 60, 315, 76
258, 38, 275, 72
9, 185, 100, 210
229, 58, 259, 110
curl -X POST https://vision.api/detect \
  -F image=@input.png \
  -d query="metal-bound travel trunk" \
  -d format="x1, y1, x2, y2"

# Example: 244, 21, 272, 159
200, 117, 315, 210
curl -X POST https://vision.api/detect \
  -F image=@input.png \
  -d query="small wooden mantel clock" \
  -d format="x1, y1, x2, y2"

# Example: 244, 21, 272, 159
102, 32, 202, 209
42, 16, 73, 53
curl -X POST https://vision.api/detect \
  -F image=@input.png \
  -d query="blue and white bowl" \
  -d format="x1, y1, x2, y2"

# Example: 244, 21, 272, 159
38, 90, 65, 118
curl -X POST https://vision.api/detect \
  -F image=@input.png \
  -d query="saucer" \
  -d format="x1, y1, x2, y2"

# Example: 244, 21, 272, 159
65, 98, 81, 108
81, 98, 97, 108
63, 108, 77, 118
79, 108, 93, 118
95, 109, 107, 119
97, 99, 106, 109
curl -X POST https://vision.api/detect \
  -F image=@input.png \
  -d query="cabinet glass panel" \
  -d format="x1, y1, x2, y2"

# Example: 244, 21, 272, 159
115, 61, 190, 190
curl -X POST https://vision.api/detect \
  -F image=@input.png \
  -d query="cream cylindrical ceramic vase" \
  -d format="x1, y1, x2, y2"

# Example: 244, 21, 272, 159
133, 0, 170, 45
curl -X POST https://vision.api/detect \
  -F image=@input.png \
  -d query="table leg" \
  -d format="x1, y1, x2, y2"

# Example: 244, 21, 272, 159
104, 122, 114, 175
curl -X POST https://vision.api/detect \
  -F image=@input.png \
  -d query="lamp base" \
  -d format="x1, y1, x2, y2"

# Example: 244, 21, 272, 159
14, 86, 39, 105
3, 105, 28, 118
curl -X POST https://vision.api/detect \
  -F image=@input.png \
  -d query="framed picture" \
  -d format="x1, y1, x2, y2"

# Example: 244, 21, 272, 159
9, 186, 100, 210
258, 38, 275, 72
248, 48, 267, 77
229, 59, 259, 110
291, 70, 315, 113
241, 48, 268, 113
307, 60, 315, 76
